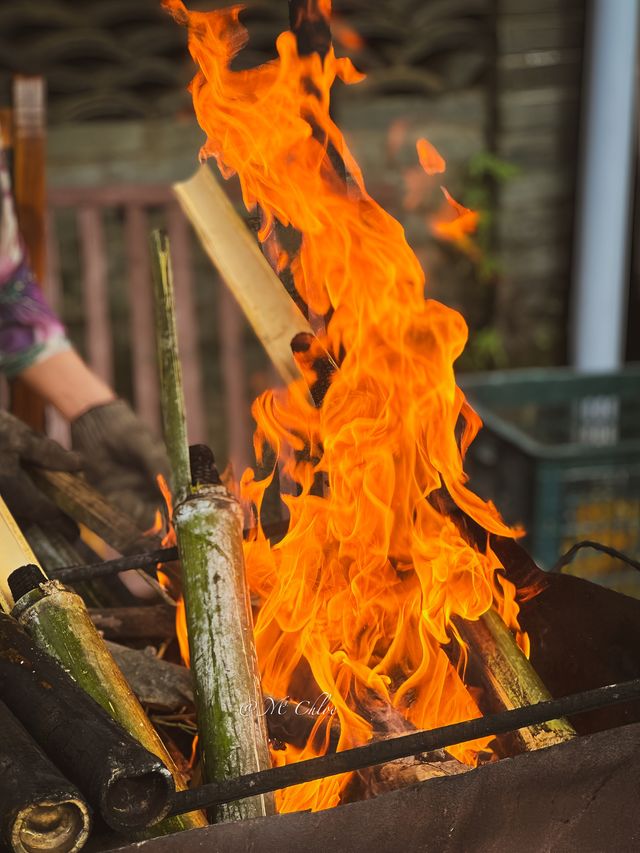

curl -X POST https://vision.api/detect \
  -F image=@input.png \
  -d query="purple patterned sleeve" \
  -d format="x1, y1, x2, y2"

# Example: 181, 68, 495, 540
0, 137, 70, 378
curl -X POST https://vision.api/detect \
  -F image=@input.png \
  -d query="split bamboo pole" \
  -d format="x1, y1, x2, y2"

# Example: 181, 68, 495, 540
0, 494, 42, 611
151, 231, 274, 822
173, 165, 314, 388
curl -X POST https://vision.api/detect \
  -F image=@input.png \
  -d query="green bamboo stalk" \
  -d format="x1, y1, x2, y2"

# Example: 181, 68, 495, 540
151, 231, 274, 822
11, 576, 207, 835
174, 481, 274, 822
453, 608, 576, 750
150, 229, 191, 501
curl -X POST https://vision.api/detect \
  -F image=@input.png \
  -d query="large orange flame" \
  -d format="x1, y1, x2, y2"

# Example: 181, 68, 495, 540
166, 0, 524, 812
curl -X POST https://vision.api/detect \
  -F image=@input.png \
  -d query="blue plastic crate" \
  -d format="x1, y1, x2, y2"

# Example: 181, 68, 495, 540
460, 366, 640, 594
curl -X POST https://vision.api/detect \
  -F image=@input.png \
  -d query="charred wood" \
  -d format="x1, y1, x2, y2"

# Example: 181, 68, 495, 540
0, 612, 174, 833
0, 699, 91, 853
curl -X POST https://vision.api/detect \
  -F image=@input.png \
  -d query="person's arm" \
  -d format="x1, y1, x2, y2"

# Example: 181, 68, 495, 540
1, 134, 169, 528
19, 350, 115, 420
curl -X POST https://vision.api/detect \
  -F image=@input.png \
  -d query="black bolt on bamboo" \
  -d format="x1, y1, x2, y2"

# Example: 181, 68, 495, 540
189, 444, 221, 487
0, 699, 91, 853
0, 611, 174, 834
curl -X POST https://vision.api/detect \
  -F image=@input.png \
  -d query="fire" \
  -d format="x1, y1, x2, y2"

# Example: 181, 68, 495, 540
431, 186, 480, 248
166, 0, 524, 812
155, 474, 191, 667
416, 137, 446, 176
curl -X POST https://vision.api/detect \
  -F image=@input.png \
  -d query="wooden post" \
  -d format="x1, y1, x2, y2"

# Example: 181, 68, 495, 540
125, 205, 160, 432
151, 232, 274, 822
10, 76, 47, 429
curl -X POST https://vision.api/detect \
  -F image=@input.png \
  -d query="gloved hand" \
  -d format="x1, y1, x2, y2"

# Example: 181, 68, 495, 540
71, 400, 170, 528
0, 410, 83, 526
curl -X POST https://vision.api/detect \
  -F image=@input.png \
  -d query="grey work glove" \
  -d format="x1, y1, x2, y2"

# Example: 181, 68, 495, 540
0, 410, 83, 527
71, 400, 170, 528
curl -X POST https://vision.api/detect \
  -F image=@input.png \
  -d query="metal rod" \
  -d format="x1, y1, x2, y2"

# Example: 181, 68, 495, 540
51, 547, 179, 584
49, 519, 292, 585
168, 678, 640, 816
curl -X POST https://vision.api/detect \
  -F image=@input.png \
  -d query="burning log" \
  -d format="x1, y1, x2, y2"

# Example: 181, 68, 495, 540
0, 610, 174, 833
152, 230, 273, 822
350, 688, 469, 797
9, 566, 206, 835
24, 522, 132, 609
24, 470, 169, 603
0, 699, 91, 853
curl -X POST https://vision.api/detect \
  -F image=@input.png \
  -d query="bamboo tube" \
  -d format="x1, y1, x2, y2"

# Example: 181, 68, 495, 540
151, 232, 273, 821
0, 495, 43, 612
173, 450, 274, 822
173, 165, 314, 387
0, 699, 91, 853
453, 609, 576, 750
0, 611, 174, 833
10, 567, 207, 836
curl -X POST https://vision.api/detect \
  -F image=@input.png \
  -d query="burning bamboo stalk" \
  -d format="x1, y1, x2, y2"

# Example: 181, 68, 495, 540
9, 565, 207, 835
173, 165, 314, 388
0, 700, 91, 853
151, 231, 274, 822
453, 609, 575, 750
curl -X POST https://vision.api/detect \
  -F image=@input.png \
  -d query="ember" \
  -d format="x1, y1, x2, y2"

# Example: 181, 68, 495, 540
166, 0, 528, 812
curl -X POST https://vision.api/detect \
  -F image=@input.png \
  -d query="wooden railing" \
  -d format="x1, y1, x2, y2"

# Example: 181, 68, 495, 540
46, 183, 254, 476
